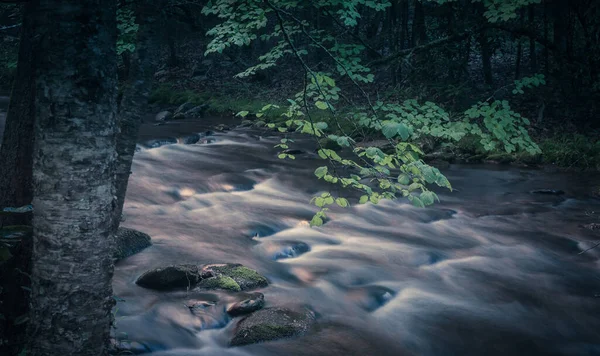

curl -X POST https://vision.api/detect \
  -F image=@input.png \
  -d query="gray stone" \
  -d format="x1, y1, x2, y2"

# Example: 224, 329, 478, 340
227, 292, 265, 317
113, 228, 152, 261
135, 264, 201, 290
230, 307, 315, 346
155, 111, 173, 122
175, 102, 195, 115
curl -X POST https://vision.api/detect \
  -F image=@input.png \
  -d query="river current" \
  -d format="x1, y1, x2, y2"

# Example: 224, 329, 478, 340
1, 99, 599, 355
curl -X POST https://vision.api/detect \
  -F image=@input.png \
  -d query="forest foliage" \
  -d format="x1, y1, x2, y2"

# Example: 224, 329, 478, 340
203, 0, 554, 225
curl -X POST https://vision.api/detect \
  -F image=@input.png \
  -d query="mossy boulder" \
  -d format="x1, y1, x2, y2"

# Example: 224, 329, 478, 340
135, 264, 200, 290
135, 263, 268, 292
230, 307, 315, 346
113, 227, 152, 261
197, 276, 241, 292
202, 263, 269, 291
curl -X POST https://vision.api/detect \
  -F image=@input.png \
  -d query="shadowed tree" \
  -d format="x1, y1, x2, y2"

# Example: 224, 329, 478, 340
27, 0, 119, 354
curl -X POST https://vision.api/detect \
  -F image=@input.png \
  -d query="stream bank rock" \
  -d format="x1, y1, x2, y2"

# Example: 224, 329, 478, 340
113, 228, 152, 261
230, 307, 315, 346
135, 263, 268, 291
155, 111, 173, 122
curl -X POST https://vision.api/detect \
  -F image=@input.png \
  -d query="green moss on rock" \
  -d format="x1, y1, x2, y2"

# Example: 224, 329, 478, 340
197, 276, 241, 292
230, 307, 315, 346
207, 264, 269, 290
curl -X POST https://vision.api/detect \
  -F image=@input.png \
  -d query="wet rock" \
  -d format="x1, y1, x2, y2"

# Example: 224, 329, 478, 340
230, 307, 315, 346
349, 286, 395, 312
175, 102, 195, 115
135, 264, 201, 290
155, 111, 173, 122
182, 133, 201, 145
531, 189, 565, 195
227, 292, 265, 317
582, 223, 600, 232
201, 264, 268, 291
214, 123, 230, 131
144, 137, 177, 149
109, 339, 150, 355
136, 263, 268, 292
197, 276, 242, 292
186, 104, 209, 118
240, 120, 254, 127
262, 241, 310, 260
114, 227, 152, 261
282, 149, 307, 155
172, 112, 186, 120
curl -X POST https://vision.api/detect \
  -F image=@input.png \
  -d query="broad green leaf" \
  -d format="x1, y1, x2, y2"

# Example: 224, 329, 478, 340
315, 101, 328, 110
314, 166, 328, 178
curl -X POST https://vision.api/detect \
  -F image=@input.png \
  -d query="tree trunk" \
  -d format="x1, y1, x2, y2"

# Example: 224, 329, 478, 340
411, 0, 427, 47
0, 1, 35, 227
27, 0, 118, 355
479, 29, 493, 85
528, 5, 537, 72
112, 0, 164, 233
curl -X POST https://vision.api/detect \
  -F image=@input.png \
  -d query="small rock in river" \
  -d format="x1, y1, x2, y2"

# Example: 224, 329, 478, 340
260, 240, 310, 260
227, 292, 265, 317
113, 227, 152, 261
230, 307, 315, 346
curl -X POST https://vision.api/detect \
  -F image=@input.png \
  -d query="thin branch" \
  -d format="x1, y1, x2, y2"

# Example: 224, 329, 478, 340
0, 24, 21, 31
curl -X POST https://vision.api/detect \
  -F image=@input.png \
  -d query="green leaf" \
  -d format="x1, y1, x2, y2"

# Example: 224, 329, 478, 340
397, 174, 411, 185
359, 195, 369, 204
420, 191, 435, 206
237, 110, 249, 117
314, 166, 328, 179
335, 197, 349, 208
310, 215, 324, 227
411, 196, 425, 208
315, 101, 328, 110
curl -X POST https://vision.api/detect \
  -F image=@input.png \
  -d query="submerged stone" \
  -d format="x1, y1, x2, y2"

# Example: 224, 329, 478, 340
230, 307, 315, 346
227, 292, 265, 317
114, 227, 152, 261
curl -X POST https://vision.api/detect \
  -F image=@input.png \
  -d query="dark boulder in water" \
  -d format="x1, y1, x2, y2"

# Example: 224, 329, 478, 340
144, 137, 177, 149
135, 263, 268, 292
227, 292, 265, 317
136, 264, 201, 290
230, 307, 315, 346
114, 227, 152, 261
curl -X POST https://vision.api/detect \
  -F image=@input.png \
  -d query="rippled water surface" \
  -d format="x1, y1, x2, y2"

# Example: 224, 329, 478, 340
111, 116, 600, 356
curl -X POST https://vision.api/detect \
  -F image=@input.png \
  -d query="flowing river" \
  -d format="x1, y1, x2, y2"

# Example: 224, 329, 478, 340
1, 98, 600, 355
113, 115, 600, 356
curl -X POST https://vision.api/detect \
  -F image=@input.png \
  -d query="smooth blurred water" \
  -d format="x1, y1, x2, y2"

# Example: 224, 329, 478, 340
110, 116, 600, 356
